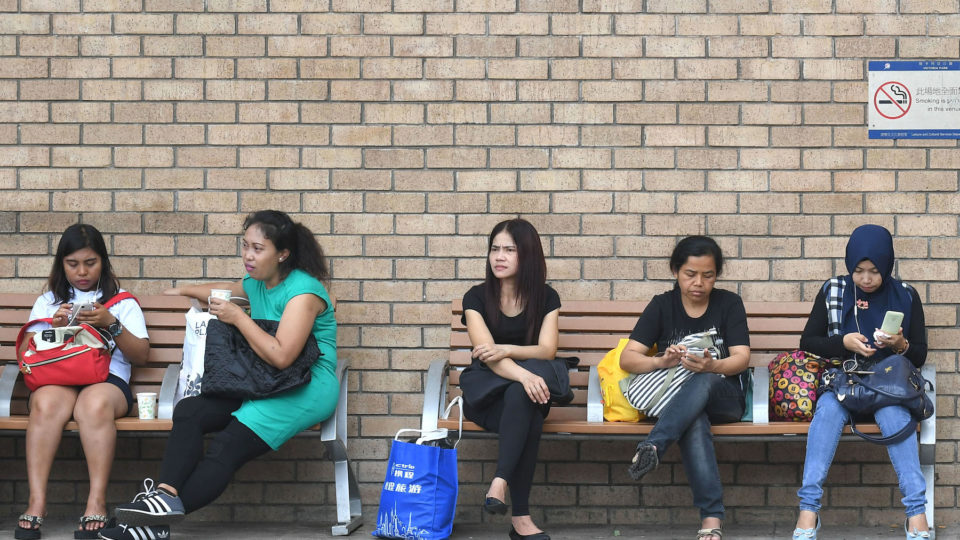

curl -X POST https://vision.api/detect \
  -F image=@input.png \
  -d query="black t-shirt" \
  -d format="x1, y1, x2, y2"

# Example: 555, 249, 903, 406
461, 283, 561, 346
629, 286, 750, 364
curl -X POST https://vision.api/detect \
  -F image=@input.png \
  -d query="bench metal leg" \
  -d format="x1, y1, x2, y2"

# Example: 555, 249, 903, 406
0, 363, 19, 417
923, 462, 935, 537
322, 362, 362, 536
330, 453, 363, 536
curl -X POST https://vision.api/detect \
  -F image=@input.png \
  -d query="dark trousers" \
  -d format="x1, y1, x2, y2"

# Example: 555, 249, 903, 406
644, 373, 744, 520
464, 382, 545, 516
159, 395, 271, 513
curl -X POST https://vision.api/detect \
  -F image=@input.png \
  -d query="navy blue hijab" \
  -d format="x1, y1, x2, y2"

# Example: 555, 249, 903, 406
842, 224, 913, 352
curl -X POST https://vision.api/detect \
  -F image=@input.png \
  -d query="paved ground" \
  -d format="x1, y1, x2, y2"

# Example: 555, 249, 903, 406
1, 521, 954, 539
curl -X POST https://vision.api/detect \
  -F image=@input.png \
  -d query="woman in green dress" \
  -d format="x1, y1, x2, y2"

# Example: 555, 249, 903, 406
100, 210, 338, 540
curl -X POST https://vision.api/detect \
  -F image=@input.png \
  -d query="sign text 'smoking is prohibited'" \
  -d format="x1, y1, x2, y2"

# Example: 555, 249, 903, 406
869, 61, 960, 139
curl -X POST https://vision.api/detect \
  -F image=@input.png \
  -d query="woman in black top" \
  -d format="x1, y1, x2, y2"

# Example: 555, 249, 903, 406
460, 218, 560, 540
619, 236, 751, 540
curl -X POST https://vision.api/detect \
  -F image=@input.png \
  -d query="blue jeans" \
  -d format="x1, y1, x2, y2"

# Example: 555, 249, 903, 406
644, 373, 745, 520
798, 391, 926, 518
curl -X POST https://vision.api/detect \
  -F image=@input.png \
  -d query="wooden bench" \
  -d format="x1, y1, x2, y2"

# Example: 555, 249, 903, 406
0, 293, 362, 536
420, 300, 937, 529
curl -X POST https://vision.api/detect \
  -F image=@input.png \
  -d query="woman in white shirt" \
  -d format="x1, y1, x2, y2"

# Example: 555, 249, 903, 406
15, 224, 149, 540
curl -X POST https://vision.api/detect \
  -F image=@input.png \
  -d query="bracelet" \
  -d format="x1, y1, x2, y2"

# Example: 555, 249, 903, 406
895, 339, 909, 355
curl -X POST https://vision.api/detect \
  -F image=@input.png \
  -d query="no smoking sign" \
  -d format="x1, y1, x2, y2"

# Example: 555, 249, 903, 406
873, 81, 911, 120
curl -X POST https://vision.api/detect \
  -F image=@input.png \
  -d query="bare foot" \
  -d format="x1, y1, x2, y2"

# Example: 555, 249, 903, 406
18, 502, 45, 532
795, 510, 818, 530
698, 517, 722, 540
79, 499, 108, 532
907, 513, 929, 534
512, 515, 544, 536
486, 476, 507, 501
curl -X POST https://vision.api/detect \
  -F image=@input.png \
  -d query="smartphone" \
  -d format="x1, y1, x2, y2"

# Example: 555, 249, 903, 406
685, 347, 706, 358
68, 302, 95, 325
880, 310, 904, 336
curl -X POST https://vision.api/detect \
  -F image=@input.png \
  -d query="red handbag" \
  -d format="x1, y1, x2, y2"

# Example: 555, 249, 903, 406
15, 292, 137, 391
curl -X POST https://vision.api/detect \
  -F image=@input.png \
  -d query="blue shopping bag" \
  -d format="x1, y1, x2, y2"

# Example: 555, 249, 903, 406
373, 398, 462, 540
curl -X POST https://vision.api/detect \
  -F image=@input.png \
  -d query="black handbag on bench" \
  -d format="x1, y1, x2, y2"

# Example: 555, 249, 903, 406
202, 318, 319, 400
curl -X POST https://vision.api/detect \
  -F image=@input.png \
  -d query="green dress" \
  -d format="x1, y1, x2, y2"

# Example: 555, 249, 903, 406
233, 269, 339, 449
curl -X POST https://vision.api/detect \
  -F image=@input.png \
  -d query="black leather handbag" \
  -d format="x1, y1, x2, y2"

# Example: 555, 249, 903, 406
459, 357, 578, 411
820, 354, 934, 445
202, 318, 318, 400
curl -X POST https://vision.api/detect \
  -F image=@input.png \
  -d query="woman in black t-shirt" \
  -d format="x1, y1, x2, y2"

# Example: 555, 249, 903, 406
460, 218, 560, 540
619, 236, 751, 540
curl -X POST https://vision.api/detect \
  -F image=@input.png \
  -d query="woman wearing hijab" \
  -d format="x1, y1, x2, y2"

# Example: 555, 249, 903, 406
792, 224, 929, 540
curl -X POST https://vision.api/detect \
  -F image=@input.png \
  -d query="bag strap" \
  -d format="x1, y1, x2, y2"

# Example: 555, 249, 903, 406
396, 396, 464, 448
645, 365, 678, 411
102, 291, 139, 309
16, 292, 137, 355
849, 415, 918, 445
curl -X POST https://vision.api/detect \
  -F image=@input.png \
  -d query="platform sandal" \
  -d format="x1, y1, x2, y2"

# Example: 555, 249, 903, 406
74, 514, 109, 539
14, 514, 43, 540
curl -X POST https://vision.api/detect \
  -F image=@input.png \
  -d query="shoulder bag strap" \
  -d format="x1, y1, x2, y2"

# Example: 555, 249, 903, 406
849, 415, 917, 445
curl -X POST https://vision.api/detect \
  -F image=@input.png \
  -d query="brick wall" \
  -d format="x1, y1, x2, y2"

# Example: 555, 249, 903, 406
1, 0, 959, 530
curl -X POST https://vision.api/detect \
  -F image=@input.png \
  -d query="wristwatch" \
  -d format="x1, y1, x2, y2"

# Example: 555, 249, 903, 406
107, 318, 123, 338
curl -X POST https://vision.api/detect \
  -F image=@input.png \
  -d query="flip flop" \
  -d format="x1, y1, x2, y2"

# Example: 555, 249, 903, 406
74, 514, 110, 539
15, 514, 43, 540
628, 442, 658, 481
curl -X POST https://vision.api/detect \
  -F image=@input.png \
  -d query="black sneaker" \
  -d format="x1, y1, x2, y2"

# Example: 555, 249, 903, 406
97, 523, 170, 540
114, 479, 185, 527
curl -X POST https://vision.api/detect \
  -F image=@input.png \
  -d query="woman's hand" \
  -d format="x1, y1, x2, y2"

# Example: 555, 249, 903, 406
874, 328, 906, 352
209, 297, 245, 325
50, 304, 73, 327
75, 303, 117, 329
655, 345, 684, 369
472, 343, 513, 364
843, 332, 875, 357
518, 370, 550, 405
681, 348, 715, 373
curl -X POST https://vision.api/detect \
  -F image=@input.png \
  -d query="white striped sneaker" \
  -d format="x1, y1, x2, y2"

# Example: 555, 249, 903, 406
114, 479, 185, 527
97, 523, 170, 540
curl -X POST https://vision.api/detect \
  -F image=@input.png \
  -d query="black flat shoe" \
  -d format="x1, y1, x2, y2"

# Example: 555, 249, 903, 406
508, 527, 550, 540
628, 442, 659, 481
483, 496, 508, 515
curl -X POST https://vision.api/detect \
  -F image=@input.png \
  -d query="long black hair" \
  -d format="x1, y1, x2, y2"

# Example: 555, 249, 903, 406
669, 235, 724, 277
48, 223, 120, 305
483, 218, 547, 345
243, 210, 329, 283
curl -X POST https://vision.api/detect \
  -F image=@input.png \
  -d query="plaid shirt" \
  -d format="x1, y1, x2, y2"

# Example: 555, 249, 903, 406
824, 278, 844, 338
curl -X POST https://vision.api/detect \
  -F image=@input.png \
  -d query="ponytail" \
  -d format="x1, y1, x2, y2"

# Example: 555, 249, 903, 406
243, 210, 329, 283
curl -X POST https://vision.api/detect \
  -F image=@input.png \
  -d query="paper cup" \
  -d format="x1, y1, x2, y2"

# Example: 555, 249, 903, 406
137, 392, 158, 420
210, 289, 232, 301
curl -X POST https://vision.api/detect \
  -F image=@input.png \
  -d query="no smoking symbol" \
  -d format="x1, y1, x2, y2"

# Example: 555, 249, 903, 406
874, 81, 911, 120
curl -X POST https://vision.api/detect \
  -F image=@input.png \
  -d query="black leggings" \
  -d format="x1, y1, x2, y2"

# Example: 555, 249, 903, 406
464, 382, 545, 516
158, 395, 271, 513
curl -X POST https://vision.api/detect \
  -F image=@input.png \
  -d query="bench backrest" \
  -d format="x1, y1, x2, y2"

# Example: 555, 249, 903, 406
449, 299, 812, 418
0, 294, 193, 416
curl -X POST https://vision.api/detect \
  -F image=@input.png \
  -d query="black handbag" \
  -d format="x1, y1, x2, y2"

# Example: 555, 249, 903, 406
459, 357, 578, 410
820, 354, 934, 445
202, 318, 318, 400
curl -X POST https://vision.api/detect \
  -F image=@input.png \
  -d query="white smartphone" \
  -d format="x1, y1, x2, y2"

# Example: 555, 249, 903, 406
685, 347, 706, 358
68, 302, 95, 325
880, 310, 904, 336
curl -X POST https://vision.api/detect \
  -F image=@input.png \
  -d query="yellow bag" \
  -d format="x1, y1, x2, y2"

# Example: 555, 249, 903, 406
597, 338, 647, 422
